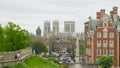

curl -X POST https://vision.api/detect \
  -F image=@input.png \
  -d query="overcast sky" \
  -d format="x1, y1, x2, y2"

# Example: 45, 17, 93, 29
0, 0, 120, 35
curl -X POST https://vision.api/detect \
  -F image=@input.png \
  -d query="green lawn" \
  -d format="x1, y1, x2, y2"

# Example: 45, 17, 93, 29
6, 56, 59, 68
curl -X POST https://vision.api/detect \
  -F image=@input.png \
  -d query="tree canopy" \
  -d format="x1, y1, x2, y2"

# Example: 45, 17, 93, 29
98, 56, 114, 68
32, 41, 48, 54
0, 22, 30, 51
79, 42, 84, 55
67, 36, 75, 43
0, 24, 4, 49
31, 37, 48, 54
49, 35, 58, 40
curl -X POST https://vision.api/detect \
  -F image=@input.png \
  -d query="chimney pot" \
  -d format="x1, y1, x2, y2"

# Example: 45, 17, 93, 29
113, 6, 118, 14
100, 9, 105, 12
100, 9, 105, 17
96, 12, 101, 19
113, 6, 118, 10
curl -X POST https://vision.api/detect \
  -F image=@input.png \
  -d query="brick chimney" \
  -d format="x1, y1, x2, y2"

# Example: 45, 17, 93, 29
113, 6, 118, 14
100, 9, 105, 17
96, 12, 101, 19
112, 6, 118, 22
110, 11, 113, 16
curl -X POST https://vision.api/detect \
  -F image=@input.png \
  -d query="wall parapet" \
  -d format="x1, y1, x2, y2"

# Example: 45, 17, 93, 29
0, 47, 32, 67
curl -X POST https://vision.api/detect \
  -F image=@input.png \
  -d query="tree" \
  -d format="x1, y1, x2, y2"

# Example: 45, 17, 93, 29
49, 35, 58, 40
98, 56, 114, 68
67, 36, 75, 42
79, 42, 84, 55
0, 22, 30, 51
32, 41, 48, 54
0, 24, 5, 51
31, 37, 48, 55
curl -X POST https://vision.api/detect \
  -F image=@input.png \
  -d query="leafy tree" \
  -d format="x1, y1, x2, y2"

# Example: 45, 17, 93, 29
67, 36, 75, 42
0, 22, 30, 51
98, 56, 114, 68
31, 37, 48, 54
49, 35, 58, 40
0, 24, 4, 51
32, 41, 48, 54
79, 42, 84, 55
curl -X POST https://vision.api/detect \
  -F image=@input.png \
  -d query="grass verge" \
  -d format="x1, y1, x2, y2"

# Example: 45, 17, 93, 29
5, 56, 59, 68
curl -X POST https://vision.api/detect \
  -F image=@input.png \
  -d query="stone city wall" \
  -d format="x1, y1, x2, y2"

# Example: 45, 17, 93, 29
0, 47, 32, 67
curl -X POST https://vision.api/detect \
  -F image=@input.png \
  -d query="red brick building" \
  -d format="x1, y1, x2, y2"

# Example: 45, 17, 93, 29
93, 15, 119, 67
49, 39, 75, 53
84, 7, 120, 68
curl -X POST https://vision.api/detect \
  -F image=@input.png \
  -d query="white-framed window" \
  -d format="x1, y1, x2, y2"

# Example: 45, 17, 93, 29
110, 49, 114, 56
96, 59, 98, 64
109, 40, 114, 47
97, 32, 101, 38
97, 49, 101, 56
103, 40, 107, 47
109, 32, 114, 38
103, 33, 107, 38
97, 40, 101, 47
103, 49, 107, 55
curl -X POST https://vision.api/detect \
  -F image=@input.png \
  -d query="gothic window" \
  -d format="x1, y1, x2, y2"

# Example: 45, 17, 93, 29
65, 24, 67, 31
48, 27, 50, 32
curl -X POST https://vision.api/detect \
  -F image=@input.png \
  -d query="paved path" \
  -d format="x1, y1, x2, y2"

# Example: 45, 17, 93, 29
67, 63, 83, 68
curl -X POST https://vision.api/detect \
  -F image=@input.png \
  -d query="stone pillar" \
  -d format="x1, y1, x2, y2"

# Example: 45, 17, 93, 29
75, 33, 80, 63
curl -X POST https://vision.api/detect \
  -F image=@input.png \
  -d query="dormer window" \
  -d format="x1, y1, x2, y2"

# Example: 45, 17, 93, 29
102, 15, 110, 28
104, 23, 107, 28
